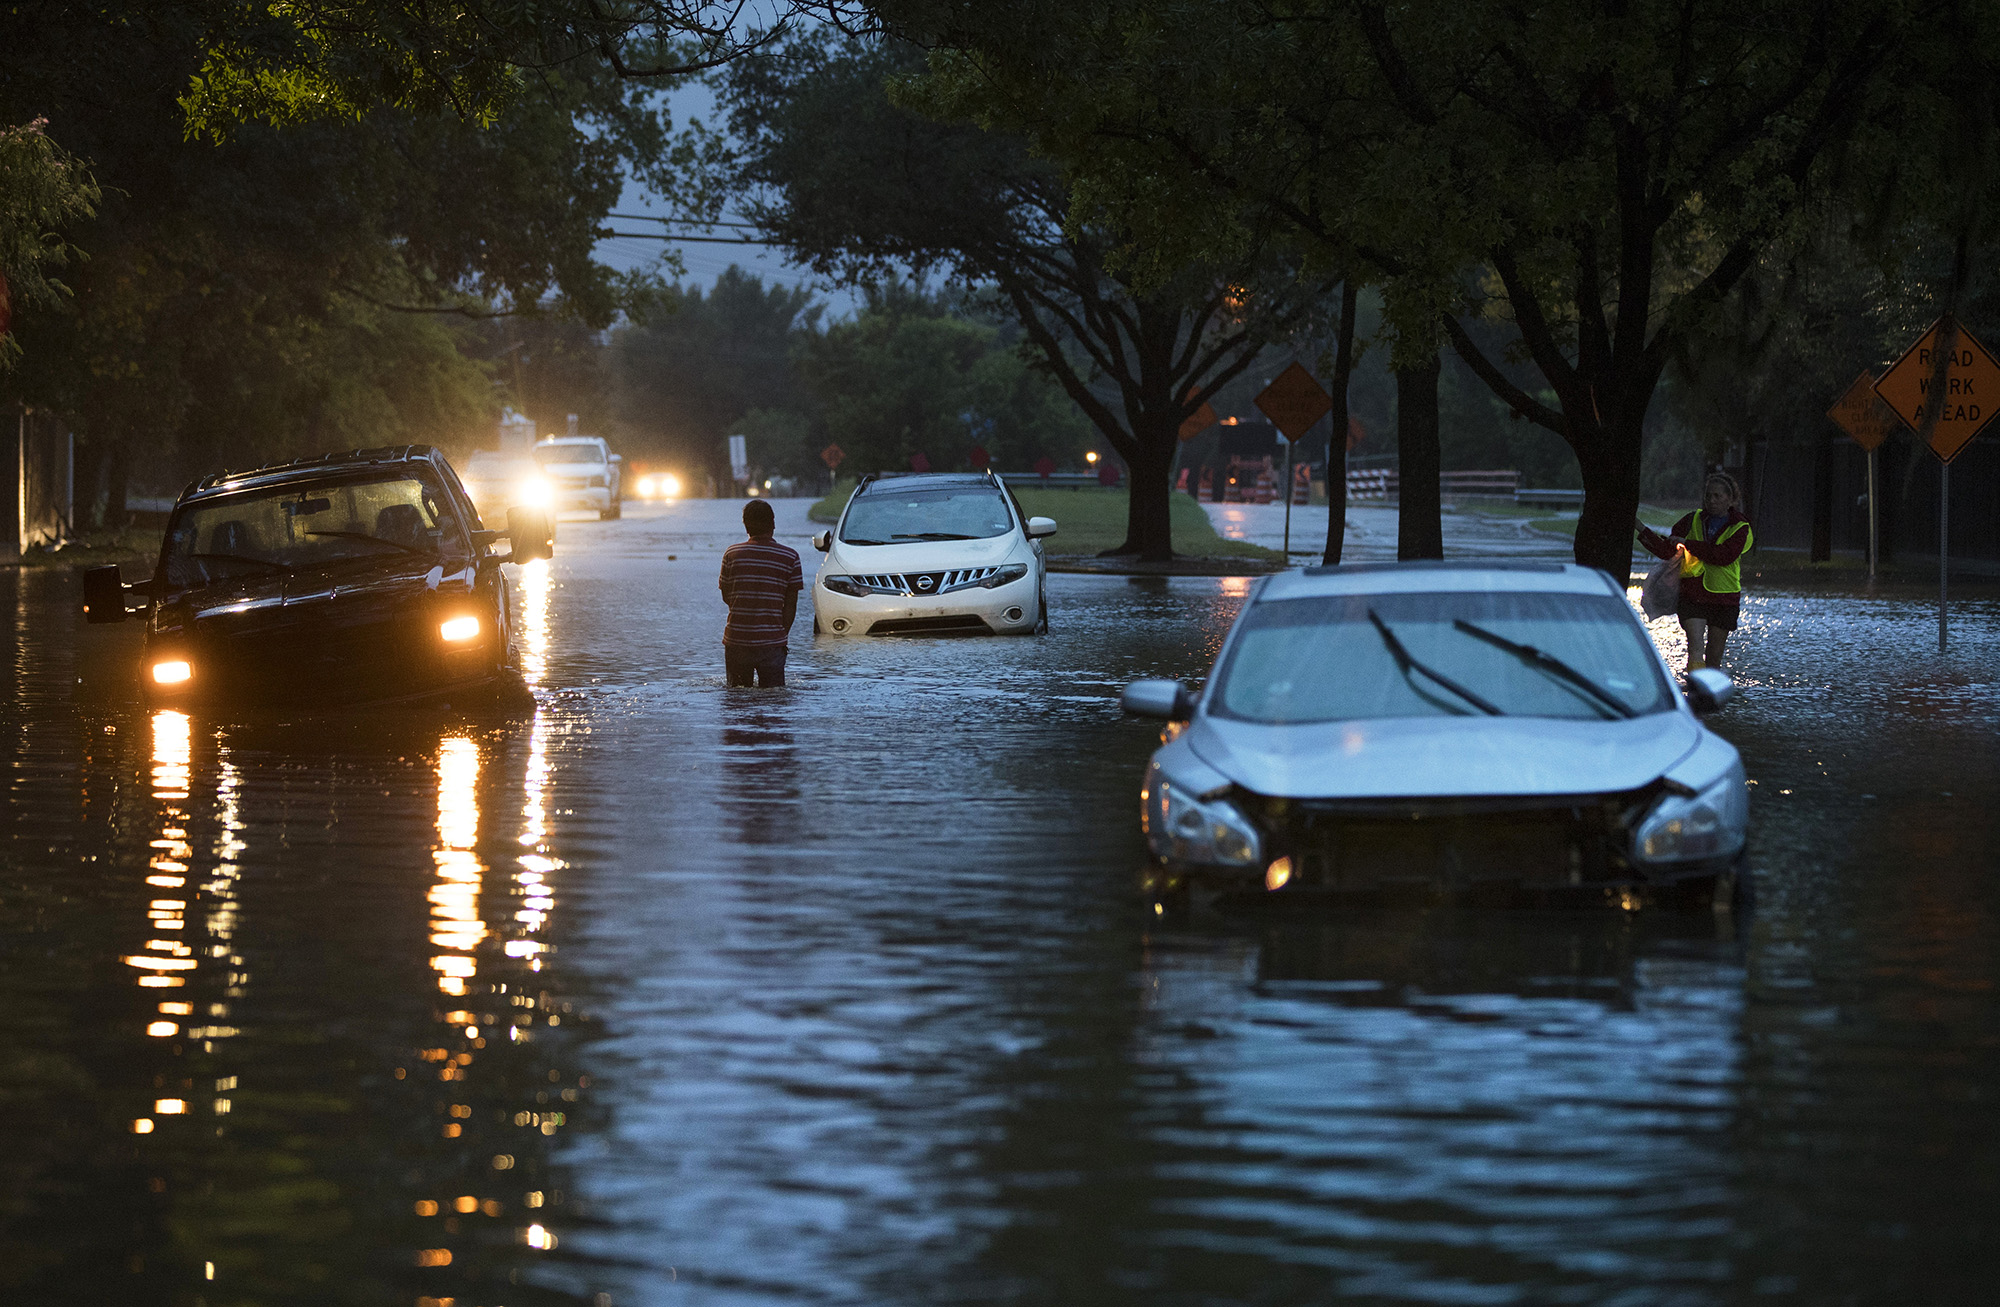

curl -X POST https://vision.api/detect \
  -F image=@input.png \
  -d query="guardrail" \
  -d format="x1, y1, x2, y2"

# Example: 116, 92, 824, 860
1441, 469, 1520, 497
1515, 487, 1584, 509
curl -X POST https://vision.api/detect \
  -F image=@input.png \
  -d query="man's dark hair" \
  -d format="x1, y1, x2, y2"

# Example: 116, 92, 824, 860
743, 499, 775, 534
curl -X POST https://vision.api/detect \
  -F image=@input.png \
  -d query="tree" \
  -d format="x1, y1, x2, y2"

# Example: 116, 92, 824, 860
880, 0, 1941, 575
611, 267, 821, 482
0, 117, 98, 369
792, 280, 1094, 475
0, 1, 659, 508
718, 34, 1327, 559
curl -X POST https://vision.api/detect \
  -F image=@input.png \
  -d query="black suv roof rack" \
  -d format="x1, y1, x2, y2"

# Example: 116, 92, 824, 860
190, 445, 437, 495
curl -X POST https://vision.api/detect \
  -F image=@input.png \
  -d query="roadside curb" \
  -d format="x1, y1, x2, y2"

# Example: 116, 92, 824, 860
1045, 555, 1287, 577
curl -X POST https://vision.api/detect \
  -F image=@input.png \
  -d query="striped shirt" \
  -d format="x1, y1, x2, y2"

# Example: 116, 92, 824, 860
719, 535, 803, 647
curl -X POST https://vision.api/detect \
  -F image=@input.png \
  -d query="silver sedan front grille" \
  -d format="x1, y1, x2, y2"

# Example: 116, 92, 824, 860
847, 568, 1000, 596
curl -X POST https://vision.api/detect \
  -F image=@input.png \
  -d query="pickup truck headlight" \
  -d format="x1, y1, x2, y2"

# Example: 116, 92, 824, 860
821, 575, 866, 597
978, 563, 1030, 588
1142, 765, 1261, 866
1635, 774, 1747, 863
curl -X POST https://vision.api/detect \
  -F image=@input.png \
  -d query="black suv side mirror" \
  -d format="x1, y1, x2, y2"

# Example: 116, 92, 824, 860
82, 565, 131, 624
506, 507, 556, 563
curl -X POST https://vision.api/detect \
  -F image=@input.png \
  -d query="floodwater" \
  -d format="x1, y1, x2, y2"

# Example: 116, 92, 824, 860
3, 498, 1997, 1307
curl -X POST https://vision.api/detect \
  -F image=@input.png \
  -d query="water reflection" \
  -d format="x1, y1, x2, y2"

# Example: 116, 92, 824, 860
406, 716, 591, 1299
517, 557, 551, 686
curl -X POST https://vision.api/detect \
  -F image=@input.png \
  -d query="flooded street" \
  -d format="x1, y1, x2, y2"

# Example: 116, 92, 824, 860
4, 498, 1998, 1306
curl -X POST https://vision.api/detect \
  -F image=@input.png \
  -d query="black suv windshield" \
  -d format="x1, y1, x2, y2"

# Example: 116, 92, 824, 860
840, 485, 1015, 543
1212, 590, 1675, 722
161, 471, 468, 587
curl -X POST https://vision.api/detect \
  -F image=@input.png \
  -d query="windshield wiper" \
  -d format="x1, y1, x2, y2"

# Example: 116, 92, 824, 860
892, 531, 979, 540
1450, 618, 1637, 719
1366, 609, 1502, 716
184, 551, 293, 574
841, 537, 893, 545
303, 530, 434, 557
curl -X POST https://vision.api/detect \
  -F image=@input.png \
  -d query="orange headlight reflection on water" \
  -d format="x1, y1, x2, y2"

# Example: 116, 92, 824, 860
151, 660, 192, 685
439, 616, 481, 643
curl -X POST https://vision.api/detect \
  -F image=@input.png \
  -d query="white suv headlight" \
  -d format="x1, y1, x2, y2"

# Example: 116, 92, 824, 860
1635, 773, 1747, 863
1142, 765, 1261, 866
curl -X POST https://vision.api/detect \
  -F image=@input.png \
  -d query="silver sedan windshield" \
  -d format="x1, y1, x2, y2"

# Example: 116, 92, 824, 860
1213, 591, 1675, 723
840, 487, 1014, 543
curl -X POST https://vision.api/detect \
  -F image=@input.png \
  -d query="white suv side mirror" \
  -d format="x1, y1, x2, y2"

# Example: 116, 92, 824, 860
1026, 516, 1058, 539
812, 531, 832, 552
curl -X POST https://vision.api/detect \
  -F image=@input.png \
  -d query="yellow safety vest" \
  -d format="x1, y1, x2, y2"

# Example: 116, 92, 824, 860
1677, 511, 1753, 593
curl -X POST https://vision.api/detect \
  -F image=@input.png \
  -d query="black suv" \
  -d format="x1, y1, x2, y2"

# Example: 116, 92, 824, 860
83, 445, 552, 707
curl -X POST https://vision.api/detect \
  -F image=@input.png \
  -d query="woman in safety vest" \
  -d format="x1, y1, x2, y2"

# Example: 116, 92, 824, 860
1635, 472, 1754, 673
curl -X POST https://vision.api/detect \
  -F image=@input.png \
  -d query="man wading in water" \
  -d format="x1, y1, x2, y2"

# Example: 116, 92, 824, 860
1636, 472, 1754, 673
719, 499, 803, 687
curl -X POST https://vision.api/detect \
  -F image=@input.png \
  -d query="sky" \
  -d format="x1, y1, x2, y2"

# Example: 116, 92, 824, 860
590, 76, 865, 319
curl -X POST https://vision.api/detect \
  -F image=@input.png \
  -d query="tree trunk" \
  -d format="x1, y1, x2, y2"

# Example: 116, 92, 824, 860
1572, 425, 1644, 578
1810, 428, 1834, 562
106, 441, 132, 529
1108, 420, 1177, 561
1396, 351, 1443, 560
1323, 280, 1359, 565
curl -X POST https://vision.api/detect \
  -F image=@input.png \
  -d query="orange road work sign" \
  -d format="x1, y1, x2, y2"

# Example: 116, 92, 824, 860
1254, 364, 1332, 442
1873, 315, 2000, 463
1179, 400, 1218, 441
1827, 370, 1898, 451
821, 444, 844, 469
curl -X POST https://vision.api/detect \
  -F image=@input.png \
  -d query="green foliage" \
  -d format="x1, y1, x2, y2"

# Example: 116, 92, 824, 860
794, 281, 1093, 476
611, 268, 821, 478
0, 117, 100, 368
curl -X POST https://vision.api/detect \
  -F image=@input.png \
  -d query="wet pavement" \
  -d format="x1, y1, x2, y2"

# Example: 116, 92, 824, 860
3, 497, 1998, 1306
1201, 499, 1639, 565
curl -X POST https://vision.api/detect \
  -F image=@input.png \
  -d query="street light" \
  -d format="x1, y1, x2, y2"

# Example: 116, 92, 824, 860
1085, 451, 1099, 465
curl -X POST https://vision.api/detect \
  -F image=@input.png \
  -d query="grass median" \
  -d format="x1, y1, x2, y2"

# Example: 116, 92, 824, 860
808, 478, 1282, 562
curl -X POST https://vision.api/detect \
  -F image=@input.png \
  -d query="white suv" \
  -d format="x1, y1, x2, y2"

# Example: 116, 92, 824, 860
812, 472, 1057, 636
529, 437, 623, 519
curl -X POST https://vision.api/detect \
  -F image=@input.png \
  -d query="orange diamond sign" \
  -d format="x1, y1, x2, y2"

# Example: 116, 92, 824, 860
1178, 400, 1218, 442
1254, 363, 1332, 442
820, 443, 844, 469
1873, 316, 2000, 463
1827, 370, 1898, 451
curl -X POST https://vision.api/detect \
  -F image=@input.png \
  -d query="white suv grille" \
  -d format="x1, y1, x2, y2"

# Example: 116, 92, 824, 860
848, 568, 1000, 596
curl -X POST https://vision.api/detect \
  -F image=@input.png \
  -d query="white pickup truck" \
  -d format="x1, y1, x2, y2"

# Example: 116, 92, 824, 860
530, 437, 624, 520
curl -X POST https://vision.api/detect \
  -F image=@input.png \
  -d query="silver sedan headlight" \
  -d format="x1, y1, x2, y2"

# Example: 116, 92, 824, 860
1142, 764, 1261, 866
1634, 773, 1748, 864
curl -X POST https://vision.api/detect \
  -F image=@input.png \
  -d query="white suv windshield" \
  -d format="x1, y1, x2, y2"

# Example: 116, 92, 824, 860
533, 443, 604, 465
1213, 591, 1675, 722
840, 486, 1015, 543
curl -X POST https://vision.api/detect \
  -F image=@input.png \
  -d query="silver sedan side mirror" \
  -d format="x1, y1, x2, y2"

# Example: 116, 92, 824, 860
812, 531, 832, 552
1122, 678, 1195, 721
1685, 667, 1737, 714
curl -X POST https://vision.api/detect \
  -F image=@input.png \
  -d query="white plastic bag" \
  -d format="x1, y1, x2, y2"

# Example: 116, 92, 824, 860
1639, 549, 1680, 621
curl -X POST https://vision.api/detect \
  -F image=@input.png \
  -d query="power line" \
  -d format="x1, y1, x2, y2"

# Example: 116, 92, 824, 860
608, 212, 763, 230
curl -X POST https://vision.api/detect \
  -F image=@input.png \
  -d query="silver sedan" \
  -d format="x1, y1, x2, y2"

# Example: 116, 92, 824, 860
1122, 562, 1749, 909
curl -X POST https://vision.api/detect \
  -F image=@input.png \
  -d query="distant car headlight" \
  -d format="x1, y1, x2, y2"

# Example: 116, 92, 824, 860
1635, 773, 1747, 863
151, 660, 192, 685
518, 477, 551, 507
637, 476, 657, 497
978, 563, 1030, 588
1142, 765, 1261, 866
439, 616, 481, 643
821, 574, 867, 597
661, 474, 681, 497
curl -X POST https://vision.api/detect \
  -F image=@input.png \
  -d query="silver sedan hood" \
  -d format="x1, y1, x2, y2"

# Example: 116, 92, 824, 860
1185, 711, 1704, 799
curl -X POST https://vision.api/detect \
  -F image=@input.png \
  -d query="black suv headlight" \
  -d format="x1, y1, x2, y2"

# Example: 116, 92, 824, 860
978, 564, 1030, 588
821, 575, 867, 597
